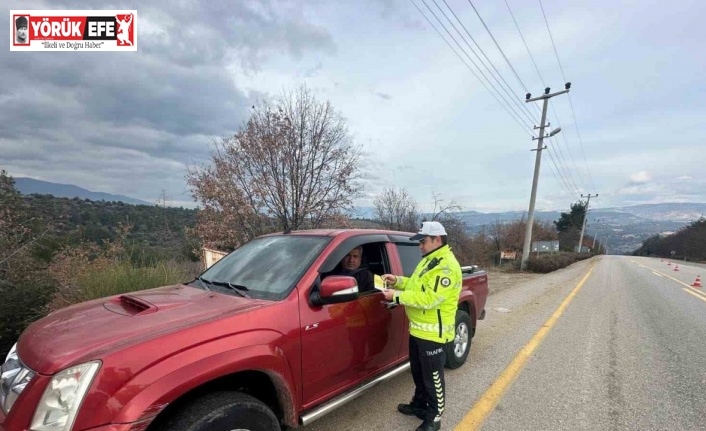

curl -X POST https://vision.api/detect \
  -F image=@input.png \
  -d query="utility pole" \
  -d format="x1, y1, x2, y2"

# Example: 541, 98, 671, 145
577, 193, 598, 253
520, 83, 571, 271
592, 218, 603, 250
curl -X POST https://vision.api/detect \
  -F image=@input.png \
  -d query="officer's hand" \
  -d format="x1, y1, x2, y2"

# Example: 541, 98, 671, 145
381, 274, 397, 285
382, 288, 396, 301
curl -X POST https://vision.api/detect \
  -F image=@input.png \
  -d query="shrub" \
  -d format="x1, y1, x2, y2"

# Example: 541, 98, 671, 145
47, 224, 202, 312
0, 254, 55, 358
48, 247, 200, 312
526, 252, 593, 273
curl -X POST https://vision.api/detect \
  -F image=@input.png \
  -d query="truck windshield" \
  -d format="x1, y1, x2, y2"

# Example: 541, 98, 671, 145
199, 235, 330, 300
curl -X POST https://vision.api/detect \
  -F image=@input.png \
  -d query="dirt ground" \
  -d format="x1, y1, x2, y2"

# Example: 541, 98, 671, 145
484, 268, 542, 295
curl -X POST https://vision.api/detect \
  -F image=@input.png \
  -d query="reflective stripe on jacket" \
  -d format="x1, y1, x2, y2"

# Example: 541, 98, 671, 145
393, 244, 462, 343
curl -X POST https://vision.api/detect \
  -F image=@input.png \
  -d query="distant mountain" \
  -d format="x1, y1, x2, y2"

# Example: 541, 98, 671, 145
609, 203, 706, 222
451, 203, 705, 255
352, 203, 705, 255
350, 206, 375, 219
15, 176, 705, 255
14, 177, 152, 206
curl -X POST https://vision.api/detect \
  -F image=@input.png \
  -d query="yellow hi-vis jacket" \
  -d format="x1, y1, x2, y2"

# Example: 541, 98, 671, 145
391, 244, 463, 344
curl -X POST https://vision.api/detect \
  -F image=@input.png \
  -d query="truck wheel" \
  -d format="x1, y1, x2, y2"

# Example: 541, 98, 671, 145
156, 391, 280, 431
444, 309, 473, 369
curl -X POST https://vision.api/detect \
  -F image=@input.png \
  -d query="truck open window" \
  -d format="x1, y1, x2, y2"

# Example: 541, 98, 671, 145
359, 242, 390, 277
319, 240, 391, 296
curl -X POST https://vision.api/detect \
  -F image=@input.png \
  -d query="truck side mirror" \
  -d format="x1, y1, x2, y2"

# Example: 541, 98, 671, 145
310, 276, 359, 306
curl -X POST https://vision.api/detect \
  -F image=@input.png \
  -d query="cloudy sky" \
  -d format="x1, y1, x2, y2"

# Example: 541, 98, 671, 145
3, 0, 705, 212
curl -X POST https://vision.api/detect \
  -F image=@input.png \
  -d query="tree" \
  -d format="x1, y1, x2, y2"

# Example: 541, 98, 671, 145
424, 194, 495, 266
0, 170, 47, 266
188, 86, 362, 250
554, 200, 587, 251
633, 217, 706, 260
0, 170, 54, 357
429, 192, 461, 221
492, 218, 557, 253
373, 188, 419, 232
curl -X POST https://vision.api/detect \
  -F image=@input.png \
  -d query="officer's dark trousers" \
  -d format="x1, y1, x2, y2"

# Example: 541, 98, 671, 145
409, 335, 446, 421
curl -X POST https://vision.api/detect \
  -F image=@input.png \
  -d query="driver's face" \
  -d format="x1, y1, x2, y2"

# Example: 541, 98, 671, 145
342, 248, 362, 271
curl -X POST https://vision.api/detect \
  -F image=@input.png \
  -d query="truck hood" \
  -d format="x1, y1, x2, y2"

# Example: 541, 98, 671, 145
18, 284, 269, 374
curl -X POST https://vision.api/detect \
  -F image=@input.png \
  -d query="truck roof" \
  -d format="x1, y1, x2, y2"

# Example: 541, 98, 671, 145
266, 228, 417, 238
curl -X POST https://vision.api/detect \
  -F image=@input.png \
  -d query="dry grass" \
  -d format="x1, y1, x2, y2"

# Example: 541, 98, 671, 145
484, 267, 542, 295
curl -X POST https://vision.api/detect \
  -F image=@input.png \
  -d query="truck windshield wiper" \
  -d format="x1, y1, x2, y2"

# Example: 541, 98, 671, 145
209, 280, 252, 298
192, 276, 212, 291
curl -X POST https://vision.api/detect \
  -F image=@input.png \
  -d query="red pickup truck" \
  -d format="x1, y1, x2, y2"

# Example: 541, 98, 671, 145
0, 229, 488, 431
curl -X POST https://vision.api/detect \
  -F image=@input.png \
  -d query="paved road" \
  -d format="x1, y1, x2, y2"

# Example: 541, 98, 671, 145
301, 256, 706, 430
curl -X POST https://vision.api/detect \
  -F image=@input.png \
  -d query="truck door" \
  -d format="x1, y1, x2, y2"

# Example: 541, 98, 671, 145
300, 239, 405, 406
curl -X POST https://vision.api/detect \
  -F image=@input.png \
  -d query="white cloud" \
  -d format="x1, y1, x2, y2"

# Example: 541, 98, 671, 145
629, 171, 651, 184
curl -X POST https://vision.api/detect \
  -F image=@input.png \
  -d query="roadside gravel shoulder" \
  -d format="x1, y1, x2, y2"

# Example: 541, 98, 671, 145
485, 268, 542, 295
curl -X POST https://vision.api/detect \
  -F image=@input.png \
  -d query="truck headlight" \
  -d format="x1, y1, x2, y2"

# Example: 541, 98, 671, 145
30, 361, 101, 431
1, 343, 35, 414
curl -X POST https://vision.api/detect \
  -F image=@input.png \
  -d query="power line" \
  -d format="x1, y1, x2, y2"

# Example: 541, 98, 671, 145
550, 101, 586, 188
438, 0, 538, 123
538, 0, 566, 81
454, 0, 582, 209
421, 0, 537, 129
545, 138, 574, 194
547, 137, 580, 195
504, 0, 545, 86
466, 0, 530, 93
413, 0, 582, 209
549, 133, 581, 194
538, 0, 596, 190
504, 0, 585, 192
411, 0, 536, 136
545, 145, 579, 199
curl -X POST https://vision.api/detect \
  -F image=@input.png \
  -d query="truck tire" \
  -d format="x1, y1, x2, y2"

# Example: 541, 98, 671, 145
155, 391, 280, 431
444, 309, 473, 369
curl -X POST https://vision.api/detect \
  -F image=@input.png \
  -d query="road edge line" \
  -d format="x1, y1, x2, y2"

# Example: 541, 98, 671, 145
453, 263, 596, 431
637, 263, 706, 298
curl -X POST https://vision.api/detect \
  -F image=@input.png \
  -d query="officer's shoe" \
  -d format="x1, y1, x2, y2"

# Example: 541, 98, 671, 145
415, 419, 441, 431
397, 400, 427, 420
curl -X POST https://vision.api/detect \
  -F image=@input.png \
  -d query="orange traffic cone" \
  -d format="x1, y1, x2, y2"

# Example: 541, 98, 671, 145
674, 265, 680, 272
692, 275, 702, 288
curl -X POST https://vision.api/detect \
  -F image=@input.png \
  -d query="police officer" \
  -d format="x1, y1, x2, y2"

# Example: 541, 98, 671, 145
382, 221, 462, 431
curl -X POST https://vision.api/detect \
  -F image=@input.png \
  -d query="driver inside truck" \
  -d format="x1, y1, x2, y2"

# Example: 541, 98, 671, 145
330, 246, 375, 293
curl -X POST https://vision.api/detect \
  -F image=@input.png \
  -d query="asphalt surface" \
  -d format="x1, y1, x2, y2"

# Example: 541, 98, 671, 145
300, 256, 706, 430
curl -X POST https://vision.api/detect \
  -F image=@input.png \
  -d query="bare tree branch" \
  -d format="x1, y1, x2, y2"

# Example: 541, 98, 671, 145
373, 188, 420, 232
187, 85, 361, 249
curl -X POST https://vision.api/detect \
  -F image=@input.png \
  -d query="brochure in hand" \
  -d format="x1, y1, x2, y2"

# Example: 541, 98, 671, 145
373, 274, 388, 291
